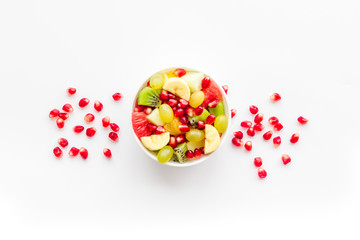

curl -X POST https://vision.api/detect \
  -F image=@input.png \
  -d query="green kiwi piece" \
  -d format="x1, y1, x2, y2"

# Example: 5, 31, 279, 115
137, 87, 161, 107
209, 101, 224, 117
197, 109, 210, 122
174, 143, 188, 163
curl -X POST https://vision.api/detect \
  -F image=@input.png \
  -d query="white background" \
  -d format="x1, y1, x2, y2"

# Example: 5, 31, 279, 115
0, 0, 359, 239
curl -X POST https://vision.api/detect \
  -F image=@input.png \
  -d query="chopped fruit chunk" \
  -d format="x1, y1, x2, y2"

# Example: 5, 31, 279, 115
69, 147, 79, 157
258, 168, 267, 179
273, 123, 283, 131
56, 118, 64, 128
84, 113, 95, 123
147, 123, 157, 133
58, 112, 69, 120
174, 68, 186, 77
270, 93, 281, 102
189, 91, 205, 108
222, 85, 228, 94
150, 72, 167, 89
254, 157, 263, 167
103, 148, 112, 158
67, 87, 76, 95
79, 98, 90, 107
247, 127, 255, 137
49, 109, 60, 118
231, 109, 237, 118
298, 116, 309, 124
273, 136, 281, 147
94, 100, 103, 112
164, 117, 182, 136
181, 71, 205, 92
254, 113, 264, 123
157, 146, 174, 163
132, 112, 153, 139
73, 125, 84, 133
109, 132, 119, 142
214, 115, 228, 133
241, 121, 252, 128
138, 87, 161, 107
110, 123, 120, 132
244, 141, 252, 151
58, 138, 68, 148
62, 104, 73, 113
232, 137, 243, 147
79, 147, 88, 160
112, 92, 122, 101
268, 116, 279, 125
86, 127, 96, 137
102, 116, 110, 127
204, 124, 220, 154
263, 131, 273, 140
163, 77, 191, 101
202, 79, 223, 108
282, 154, 291, 165
233, 131, 243, 139
290, 133, 299, 143
140, 132, 170, 151
249, 105, 258, 114
53, 147, 63, 158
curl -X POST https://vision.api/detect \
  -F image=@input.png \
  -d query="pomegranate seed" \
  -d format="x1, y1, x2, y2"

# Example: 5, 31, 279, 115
178, 124, 190, 132
258, 168, 267, 179
62, 104, 73, 113
249, 105, 258, 114
109, 132, 119, 142
206, 114, 216, 125
155, 126, 166, 134
244, 141, 252, 151
69, 147, 79, 157
282, 154, 291, 165
273, 123, 283, 131
147, 123, 157, 133
174, 108, 185, 117
94, 100, 103, 112
247, 127, 255, 137
298, 116, 309, 124
290, 133, 299, 143
57, 138, 68, 148
185, 150, 194, 159
185, 107, 195, 117
240, 121, 252, 128
270, 93, 281, 102
197, 120, 205, 130
174, 68, 186, 77
201, 76, 210, 88
146, 81, 151, 87
176, 102, 182, 109
176, 134, 186, 144
144, 107, 152, 115
233, 131, 243, 139
231, 109, 237, 118
169, 136, 177, 148
84, 113, 95, 123
73, 125, 84, 133
254, 113, 264, 123
232, 137, 243, 147
49, 109, 60, 118
254, 157, 263, 167
222, 85, 228, 94
268, 116, 279, 125
110, 123, 120, 132
200, 147, 205, 154
53, 147, 63, 158
254, 123, 265, 131
273, 136, 281, 147
86, 127, 96, 137
103, 148, 112, 158
79, 98, 90, 107
79, 147, 88, 160
58, 112, 69, 120
112, 92, 122, 101
167, 99, 178, 107
56, 118, 64, 128
194, 106, 204, 116
102, 116, 110, 127
208, 99, 219, 108
194, 149, 202, 158
179, 115, 189, 124
67, 87, 76, 95
168, 93, 176, 99
134, 106, 144, 112
179, 99, 189, 108
263, 131, 273, 140
172, 106, 177, 112
159, 90, 169, 101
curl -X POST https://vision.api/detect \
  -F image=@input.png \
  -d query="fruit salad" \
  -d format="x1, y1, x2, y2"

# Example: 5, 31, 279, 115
132, 68, 228, 164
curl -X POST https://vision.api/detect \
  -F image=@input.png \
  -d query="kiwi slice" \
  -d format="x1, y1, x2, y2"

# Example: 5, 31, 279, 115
197, 109, 210, 122
137, 87, 161, 107
174, 142, 188, 163
209, 101, 224, 117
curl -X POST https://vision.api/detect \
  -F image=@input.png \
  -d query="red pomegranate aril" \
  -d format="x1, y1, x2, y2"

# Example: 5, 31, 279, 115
273, 123, 283, 131
185, 150, 194, 159
222, 85, 228, 94
53, 147, 63, 158
174, 108, 185, 117
79, 147, 88, 160
168, 93, 176, 99
194, 149, 202, 158
254, 113, 264, 123
247, 127, 255, 137
254, 123, 265, 132
194, 106, 204, 116
273, 136, 281, 147
69, 147, 79, 157
178, 124, 190, 132
176, 134, 186, 144
167, 99, 178, 107
208, 99, 219, 108
73, 125, 84, 133
169, 136, 177, 148
233, 131, 243, 139
200, 147, 205, 154
241, 121, 252, 128
110, 123, 120, 132
109, 132, 119, 142
249, 105, 259, 114
232, 137, 243, 147
144, 107, 152, 115
231, 109, 237, 118
112, 92, 122, 101
263, 131, 273, 140
185, 107, 195, 117
201, 76, 210, 88
147, 81, 150, 87
179, 115, 189, 124
103, 148, 112, 158
177, 103, 182, 109
298, 116, 309, 125
268, 116, 279, 125
159, 90, 169, 101
206, 114, 216, 125
290, 133, 299, 143
94, 100, 103, 112
84, 113, 95, 123
244, 141, 252, 151
134, 106, 144, 112
179, 99, 189, 108
102, 116, 110, 127
258, 168, 267, 179
254, 157, 263, 167
147, 123, 157, 132
197, 120, 205, 130
62, 104, 73, 113
172, 106, 177, 112
155, 126, 166, 134
58, 138, 68, 148
49, 109, 60, 118
59, 112, 69, 120
79, 98, 90, 107
67, 87, 76, 96
56, 118, 64, 128
174, 68, 186, 77
282, 154, 291, 165
86, 127, 96, 137
270, 93, 281, 102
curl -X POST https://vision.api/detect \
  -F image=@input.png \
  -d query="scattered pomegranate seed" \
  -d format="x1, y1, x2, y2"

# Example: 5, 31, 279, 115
197, 120, 205, 130
263, 131, 273, 140
169, 136, 177, 148
112, 92, 122, 101
241, 121, 252, 128
73, 125, 85, 133
79, 147, 88, 160
201, 76, 210, 88
254, 123, 265, 131
110, 123, 120, 132
58, 112, 69, 120
186, 150, 194, 159
79, 98, 90, 107
53, 147, 63, 158
49, 109, 60, 118
194, 106, 204, 116
84, 113, 95, 123
254, 113, 264, 123
185, 107, 195, 117
282, 154, 291, 165
67, 87, 76, 95
69, 147, 79, 157
222, 85, 228, 94
94, 100, 103, 112
258, 168, 267, 179
167, 99, 178, 107
144, 107, 152, 115
174, 68, 186, 77
174, 108, 185, 117
86, 127, 96, 137
103, 148, 112, 158
155, 126, 166, 134
290, 133, 299, 143
270, 93, 281, 102
249, 105, 259, 114
62, 104, 73, 113
102, 116, 110, 127
58, 138, 68, 148
159, 90, 169, 101
231, 109, 237, 118
179, 115, 189, 124
208, 99, 219, 108
194, 149, 202, 158
232, 137, 243, 147
147, 123, 157, 133
178, 124, 190, 132
273, 123, 283, 131
273, 136, 281, 147
134, 106, 144, 112
244, 141, 252, 151
247, 127, 255, 137
168, 93, 176, 99
254, 157, 263, 167
176, 134, 186, 144
109, 132, 119, 142
233, 131, 243, 139
206, 114, 216, 125
56, 118, 64, 128
268, 116, 279, 125
298, 116, 309, 125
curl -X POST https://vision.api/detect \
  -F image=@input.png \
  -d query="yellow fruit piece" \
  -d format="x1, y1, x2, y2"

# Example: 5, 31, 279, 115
164, 117, 182, 136
204, 124, 220, 154
166, 71, 177, 78
163, 77, 191, 101
189, 91, 205, 108
141, 132, 170, 151
187, 140, 205, 151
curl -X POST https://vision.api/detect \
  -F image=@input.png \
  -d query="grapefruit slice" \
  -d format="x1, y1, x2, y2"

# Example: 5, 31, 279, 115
202, 79, 223, 108
132, 112, 153, 139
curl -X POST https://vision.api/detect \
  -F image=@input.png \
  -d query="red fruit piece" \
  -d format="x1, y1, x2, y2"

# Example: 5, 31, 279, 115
249, 105, 258, 114
298, 116, 309, 125
244, 141, 252, 151
79, 147, 88, 160
232, 137, 243, 147
86, 127, 96, 137
176, 134, 186, 144
62, 104, 73, 113
258, 168, 267, 179
206, 114, 216, 125
102, 116, 110, 127
110, 123, 120, 132
194, 106, 204, 116
174, 68, 186, 77
222, 85, 228, 94
197, 120, 205, 130
84, 113, 95, 123
174, 108, 185, 117
247, 127, 255, 137
273, 136, 281, 147
233, 131, 243, 139
73, 125, 84, 133
268, 116, 279, 125
270, 93, 281, 102
69, 147, 79, 157
200, 147, 204, 154
132, 112, 152, 139
208, 99, 219, 108
273, 123, 283, 131
194, 149, 201, 158
144, 107, 152, 115
202, 79, 223, 108
290, 133, 299, 143
67, 87, 76, 95
185, 107, 195, 117
94, 100, 103, 112
134, 106, 144, 112
231, 109, 237, 118
254, 123, 264, 132
159, 90, 169, 101
254, 113, 264, 123
167, 99, 178, 107
49, 109, 60, 118
241, 121, 252, 128
254, 157, 262, 167
179, 115, 189, 124
147, 123, 157, 133
103, 148, 112, 158
109, 132, 119, 142
168, 93, 176, 99
282, 154, 291, 165
169, 136, 177, 148
56, 118, 64, 128
179, 124, 190, 132
79, 98, 90, 107
58, 138, 68, 148
112, 92, 122, 101
155, 126, 166, 134
59, 112, 69, 120
263, 131, 273, 140
186, 150, 194, 159
179, 99, 189, 108
201, 76, 210, 88
53, 147, 63, 158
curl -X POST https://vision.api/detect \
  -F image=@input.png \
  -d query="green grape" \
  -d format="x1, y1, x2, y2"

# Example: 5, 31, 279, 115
157, 146, 174, 163
150, 73, 166, 89
189, 91, 205, 108
185, 129, 205, 142
214, 115, 228, 133
159, 104, 174, 123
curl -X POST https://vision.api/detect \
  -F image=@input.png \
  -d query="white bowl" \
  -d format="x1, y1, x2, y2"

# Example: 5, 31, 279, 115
131, 67, 231, 167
